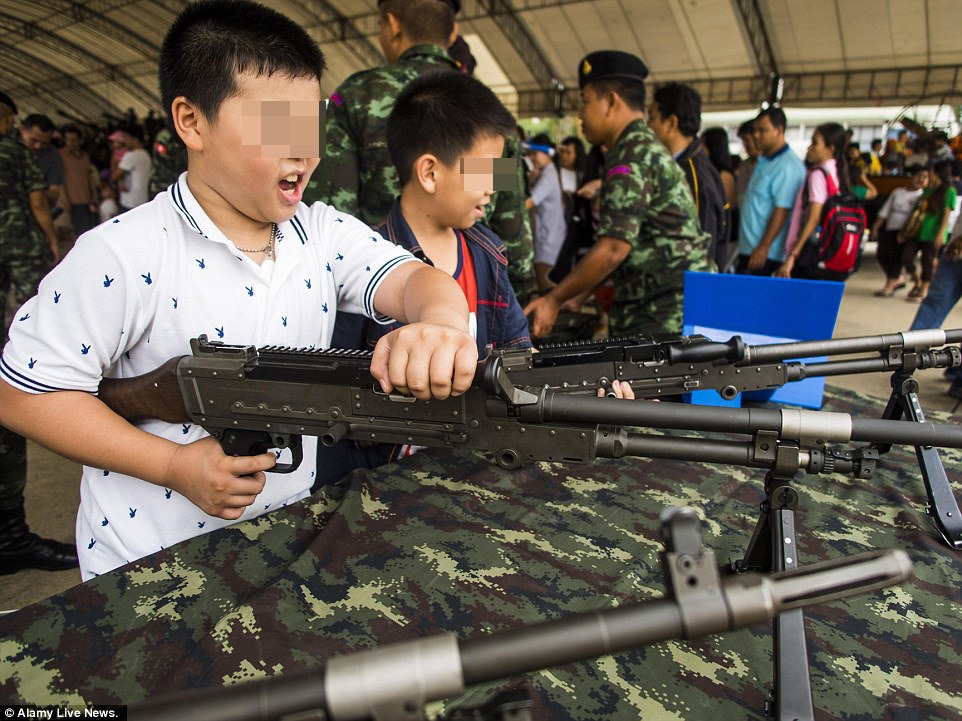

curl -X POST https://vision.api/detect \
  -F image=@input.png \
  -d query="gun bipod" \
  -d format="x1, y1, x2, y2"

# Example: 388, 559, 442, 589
875, 371, 962, 550
731, 435, 815, 721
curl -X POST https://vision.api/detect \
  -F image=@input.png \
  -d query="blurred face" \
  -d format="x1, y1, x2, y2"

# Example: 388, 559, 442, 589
63, 131, 82, 151
578, 84, 610, 147
528, 149, 552, 169
806, 132, 833, 165
739, 131, 758, 158
20, 124, 51, 150
846, 146, 862, 163
911, 170, 930, 190
196, 71, 322, 225
645, 100, 672, 146
752, 115, 783, 156
431, 134, 504, 230
558, 142, 577, 170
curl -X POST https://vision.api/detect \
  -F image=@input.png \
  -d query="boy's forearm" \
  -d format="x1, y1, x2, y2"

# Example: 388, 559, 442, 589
379, 264, 470, 331
0, 381, 178, 486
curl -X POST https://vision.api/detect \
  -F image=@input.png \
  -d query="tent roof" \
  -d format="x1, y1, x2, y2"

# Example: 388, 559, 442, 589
1, 0, 959, 126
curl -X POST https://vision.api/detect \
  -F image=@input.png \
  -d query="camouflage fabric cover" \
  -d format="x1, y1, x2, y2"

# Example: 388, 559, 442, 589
598, 119, 712, 337
147, 128, 187, 200
1, 387, 961, 720
306, 44, 535, 303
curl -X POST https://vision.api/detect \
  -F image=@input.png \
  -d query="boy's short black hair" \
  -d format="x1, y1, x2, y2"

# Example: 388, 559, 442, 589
737, 119, 755, 137
388, 71, 515, 187
159, 0, 326, 124
755, 105, 787, 131
652, 82, 702, 137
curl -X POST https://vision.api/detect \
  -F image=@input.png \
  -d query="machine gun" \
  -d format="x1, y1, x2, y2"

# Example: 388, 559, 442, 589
99, 329, 962, 464
99, 330, 962, 721
523, 328, 962, 402
128, 507, 913, 721
99, 331, 962, 547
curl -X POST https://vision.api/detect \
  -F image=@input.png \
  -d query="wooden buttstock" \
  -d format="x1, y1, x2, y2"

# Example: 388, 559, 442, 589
98, 356, 190, 424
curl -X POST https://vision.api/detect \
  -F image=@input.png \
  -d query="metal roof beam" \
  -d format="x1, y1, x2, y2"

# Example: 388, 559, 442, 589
733, 0, 780, 103
476, 0, 560, 92
301, 0, 383, 68
17, 0, 160, 59
0, 11, 158, 109
347, 0, 588, 36
510, 64, 962, 116
0, 47, 124, 120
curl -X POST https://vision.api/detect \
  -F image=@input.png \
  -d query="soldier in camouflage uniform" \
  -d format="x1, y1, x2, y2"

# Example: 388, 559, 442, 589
0, 91, 78, 575
525, 51, 712, 339
304, 0, 535, 319
147, 125, 187, 199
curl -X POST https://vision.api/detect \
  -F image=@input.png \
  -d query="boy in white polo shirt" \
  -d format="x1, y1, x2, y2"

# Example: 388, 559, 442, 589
0, 0, 476, 579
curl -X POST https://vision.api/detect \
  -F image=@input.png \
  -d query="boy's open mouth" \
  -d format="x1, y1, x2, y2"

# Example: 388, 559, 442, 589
279, 173, 300, 193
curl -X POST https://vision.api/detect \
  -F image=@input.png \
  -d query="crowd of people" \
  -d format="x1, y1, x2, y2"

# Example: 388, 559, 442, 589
1, 0, 961, 581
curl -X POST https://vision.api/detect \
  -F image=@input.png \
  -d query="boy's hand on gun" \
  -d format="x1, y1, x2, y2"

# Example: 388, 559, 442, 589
598, 379, 635, 399
371, 323, 478, 401
164, 437, 276, 520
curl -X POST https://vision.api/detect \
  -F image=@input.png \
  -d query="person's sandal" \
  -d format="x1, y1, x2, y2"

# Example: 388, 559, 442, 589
873, 288, 895, 297
908, 286, 922, 299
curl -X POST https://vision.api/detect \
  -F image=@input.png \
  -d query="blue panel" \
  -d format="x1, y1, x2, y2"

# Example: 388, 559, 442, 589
682, 272, 845, 409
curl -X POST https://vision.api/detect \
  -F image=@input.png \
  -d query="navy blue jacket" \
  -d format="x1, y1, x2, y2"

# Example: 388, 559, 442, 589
366, 199, 532, 356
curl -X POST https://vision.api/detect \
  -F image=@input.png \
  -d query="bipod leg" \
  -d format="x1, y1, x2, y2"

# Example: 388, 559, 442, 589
882, 373, 962, 549
763, 472, 815, 721
735, 436, 815, 721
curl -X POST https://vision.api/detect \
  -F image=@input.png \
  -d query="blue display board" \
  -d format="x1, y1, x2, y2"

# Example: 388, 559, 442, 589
682, 272, 845, 408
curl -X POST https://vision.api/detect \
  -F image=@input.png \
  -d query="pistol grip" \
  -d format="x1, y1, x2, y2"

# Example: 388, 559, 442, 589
217, 430, 303, 474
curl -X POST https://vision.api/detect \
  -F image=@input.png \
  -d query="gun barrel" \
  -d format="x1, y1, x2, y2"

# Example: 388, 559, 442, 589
128, 551, 910, 721
744, 329, 962, 365
130, 666, 328, 721
530, 393, 962, 449
457, 549, 911, 685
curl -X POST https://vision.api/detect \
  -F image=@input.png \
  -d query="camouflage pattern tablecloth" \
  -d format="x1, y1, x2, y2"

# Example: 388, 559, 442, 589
1, 388, 961, 720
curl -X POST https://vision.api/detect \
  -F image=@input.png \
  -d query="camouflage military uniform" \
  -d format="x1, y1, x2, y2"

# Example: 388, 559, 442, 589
147, 127, 187, 199
597, 119, 711, 336
306, 44, 535, 303
0, 134, 52, 510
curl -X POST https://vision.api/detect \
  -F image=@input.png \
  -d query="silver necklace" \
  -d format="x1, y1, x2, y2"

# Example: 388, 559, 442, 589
236, 223, 277, 259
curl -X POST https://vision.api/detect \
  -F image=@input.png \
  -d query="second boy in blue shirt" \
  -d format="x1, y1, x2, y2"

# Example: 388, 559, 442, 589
318, 72, 532, 485
366, 71, 531, 355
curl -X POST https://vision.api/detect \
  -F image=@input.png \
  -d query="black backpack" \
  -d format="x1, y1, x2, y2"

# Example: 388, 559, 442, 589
795, 168, 867, 281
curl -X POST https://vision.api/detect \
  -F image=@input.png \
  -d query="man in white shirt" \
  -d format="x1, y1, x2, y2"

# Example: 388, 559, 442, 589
113, 127, 152, 210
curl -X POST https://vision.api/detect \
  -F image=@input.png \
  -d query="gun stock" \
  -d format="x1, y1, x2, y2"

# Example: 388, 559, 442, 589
98, 356, 189, 424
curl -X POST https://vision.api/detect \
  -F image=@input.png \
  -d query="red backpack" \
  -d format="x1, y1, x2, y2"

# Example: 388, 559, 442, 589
798, 168, 867, 280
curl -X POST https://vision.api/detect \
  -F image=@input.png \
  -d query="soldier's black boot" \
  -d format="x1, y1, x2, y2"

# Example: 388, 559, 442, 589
0, 503, 79, 575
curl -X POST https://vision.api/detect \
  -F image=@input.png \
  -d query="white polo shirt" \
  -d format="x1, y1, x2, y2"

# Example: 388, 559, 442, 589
1, 173, 416, 578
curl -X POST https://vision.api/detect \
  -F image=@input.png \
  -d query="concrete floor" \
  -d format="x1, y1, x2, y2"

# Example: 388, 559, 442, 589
2, 243, 961, 612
